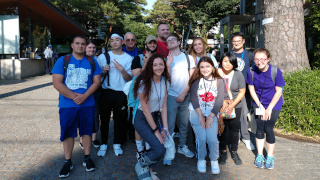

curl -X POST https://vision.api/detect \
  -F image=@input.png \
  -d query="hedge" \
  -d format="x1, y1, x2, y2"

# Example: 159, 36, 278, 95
276, 68, 320, 136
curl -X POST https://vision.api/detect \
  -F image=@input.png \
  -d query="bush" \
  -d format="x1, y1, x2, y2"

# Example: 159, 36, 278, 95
276, 68, 320, 136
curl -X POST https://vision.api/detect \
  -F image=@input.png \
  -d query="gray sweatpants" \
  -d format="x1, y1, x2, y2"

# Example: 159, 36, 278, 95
190, 110, 219, 161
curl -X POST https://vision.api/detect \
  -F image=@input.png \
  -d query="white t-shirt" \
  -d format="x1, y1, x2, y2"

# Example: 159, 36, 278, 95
138, 77, 170, 113
195, 53, 219, 68
168, 53, 196, 97
97, 51, 133, 91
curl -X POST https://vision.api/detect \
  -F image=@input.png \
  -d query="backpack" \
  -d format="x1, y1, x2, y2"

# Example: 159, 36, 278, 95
63, 54, 95, 75
250, 64, 284, 102
103, 51, 111, 86
138, 54, 145, 68
123, 76, 140, 124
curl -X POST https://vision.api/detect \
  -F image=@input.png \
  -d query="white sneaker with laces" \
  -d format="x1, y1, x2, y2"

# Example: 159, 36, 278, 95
113, 144, 123, 156
211, 160, 220, 174
197, 160, 206, 173
177, 145, 195, 158
243, 139, 255, 150
97, 144, 107, 157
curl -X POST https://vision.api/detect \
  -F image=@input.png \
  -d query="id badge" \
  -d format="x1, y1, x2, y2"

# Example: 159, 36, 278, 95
256, 105, 265, 115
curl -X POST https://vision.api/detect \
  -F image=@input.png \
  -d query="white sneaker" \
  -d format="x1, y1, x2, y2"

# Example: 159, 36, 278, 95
211, 160, 220, 174
113, 144, 123, 156
97, 144, 107, 157
243, 139, 255, 150
197, 160, 206, 173
150, 171, 160, 180
177, 145, 195, 158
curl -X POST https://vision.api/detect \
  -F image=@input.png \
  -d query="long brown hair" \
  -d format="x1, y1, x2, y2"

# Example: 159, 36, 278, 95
187, 37, 207, 64
188, 56, 221, 87
133, 54, 171, 100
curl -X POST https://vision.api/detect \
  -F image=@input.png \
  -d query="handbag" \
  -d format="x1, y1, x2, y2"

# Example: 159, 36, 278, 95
219, 74, 236, 119
247, 108, 257, 134
218, 116, 225, 136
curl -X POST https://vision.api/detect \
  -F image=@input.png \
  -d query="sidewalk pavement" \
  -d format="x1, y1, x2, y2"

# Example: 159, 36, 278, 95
0, 75, 319, 180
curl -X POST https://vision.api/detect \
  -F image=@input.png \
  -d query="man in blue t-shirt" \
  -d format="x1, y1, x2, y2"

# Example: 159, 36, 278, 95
51, 35, 102, 178
231, 32, 255, 151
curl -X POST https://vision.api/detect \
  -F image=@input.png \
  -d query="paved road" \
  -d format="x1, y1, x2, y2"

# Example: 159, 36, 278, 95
0, 75, 319, 180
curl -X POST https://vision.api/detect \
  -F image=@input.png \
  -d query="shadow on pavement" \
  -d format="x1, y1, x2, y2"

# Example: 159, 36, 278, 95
0, 82, 52, 99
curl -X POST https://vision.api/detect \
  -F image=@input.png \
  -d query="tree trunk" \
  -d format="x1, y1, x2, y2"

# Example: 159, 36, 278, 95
263, 0, 309, 73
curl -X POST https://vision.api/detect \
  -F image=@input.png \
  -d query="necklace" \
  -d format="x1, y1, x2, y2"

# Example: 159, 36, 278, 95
152, 77, 162, 111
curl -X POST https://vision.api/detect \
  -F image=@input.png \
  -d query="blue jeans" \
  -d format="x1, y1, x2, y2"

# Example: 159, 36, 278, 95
167, 95, 190, 147
134, 110, 166, 169
190, 110, 219, 161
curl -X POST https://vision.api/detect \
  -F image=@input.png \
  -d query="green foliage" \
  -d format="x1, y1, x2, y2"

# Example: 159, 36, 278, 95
305, 0, 320, 68
276, 68, 320, 136
123, 15, 156, 50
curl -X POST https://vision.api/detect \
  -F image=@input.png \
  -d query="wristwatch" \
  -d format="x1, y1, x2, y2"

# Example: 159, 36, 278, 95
152, 126, 158, 133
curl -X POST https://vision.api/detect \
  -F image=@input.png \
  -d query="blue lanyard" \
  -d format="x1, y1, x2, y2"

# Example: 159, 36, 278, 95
152, 77, 162, 111
233, 50, 244, 68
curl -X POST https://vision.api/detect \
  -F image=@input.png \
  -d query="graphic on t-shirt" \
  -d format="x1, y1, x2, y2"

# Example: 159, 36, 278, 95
199, 92, 215, 102
236, 57, 245, 71
65, 64, 91, 90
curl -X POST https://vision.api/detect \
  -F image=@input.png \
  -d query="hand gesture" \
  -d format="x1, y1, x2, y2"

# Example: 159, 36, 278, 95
73, 93, 88, 105
199, 114, 206, 129
166, 51, 174, 67
206, 116, 214, 129
262, 108, 272, 120
155, 130, 164, 144
112, 59, 124, 72
176, 93, 186, 103
144, 51, 152, 64
103, 64, 110, 73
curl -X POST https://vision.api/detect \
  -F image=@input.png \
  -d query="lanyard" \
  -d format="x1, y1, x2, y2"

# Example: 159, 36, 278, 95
203, 78, 213, 110
233, 50, 244, 68
152, 77, 163, 130
258, 69, 268, 104
152, 77, 162, 111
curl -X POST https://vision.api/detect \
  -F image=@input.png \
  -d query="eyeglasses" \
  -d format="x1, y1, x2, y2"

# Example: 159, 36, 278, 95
254, 58, 268, 63
126, 39, 136, 42
232, 40, 243, 44
166, 38, 177, 43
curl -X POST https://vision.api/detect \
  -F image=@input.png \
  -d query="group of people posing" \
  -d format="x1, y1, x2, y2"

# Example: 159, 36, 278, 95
51, 23, 285, 179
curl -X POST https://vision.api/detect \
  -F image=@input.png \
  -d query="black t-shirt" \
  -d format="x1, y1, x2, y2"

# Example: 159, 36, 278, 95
131, 56, 142, 70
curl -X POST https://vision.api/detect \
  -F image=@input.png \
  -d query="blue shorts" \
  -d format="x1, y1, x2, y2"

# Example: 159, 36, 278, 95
59, 106, 95, 142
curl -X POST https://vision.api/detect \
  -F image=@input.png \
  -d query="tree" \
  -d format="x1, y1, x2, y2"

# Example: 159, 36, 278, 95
263, 0, 309, 72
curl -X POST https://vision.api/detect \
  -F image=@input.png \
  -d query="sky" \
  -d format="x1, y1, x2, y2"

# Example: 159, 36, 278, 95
145, 0, 157, 10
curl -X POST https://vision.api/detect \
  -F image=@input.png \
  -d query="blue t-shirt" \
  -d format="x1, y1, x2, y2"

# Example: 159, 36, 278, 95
232, 49, 251, 79
246, 65, 285, 110
51, 55, 102, 108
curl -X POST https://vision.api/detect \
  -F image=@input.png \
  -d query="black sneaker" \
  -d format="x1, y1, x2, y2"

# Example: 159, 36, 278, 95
218, 151, 228, 165
136, 150, 145, 161
92, 140, 100, 148
231, 151, 242, 165
79, 142, 84, 149
83, 157, 96, 172
59, 163, 73, 178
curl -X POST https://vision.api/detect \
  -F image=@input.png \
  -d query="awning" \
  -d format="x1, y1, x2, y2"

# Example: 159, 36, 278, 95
1, 0, 90, 36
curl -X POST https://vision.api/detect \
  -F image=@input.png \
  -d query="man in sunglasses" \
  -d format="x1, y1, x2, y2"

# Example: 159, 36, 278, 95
123, 32, 143, 57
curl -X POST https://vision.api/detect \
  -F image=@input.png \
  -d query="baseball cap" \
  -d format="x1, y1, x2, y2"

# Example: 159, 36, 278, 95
145, 35, 157, 44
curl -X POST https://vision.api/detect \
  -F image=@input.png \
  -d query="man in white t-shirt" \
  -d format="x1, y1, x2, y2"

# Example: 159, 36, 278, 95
96, 31, 133, 157
164, 33, 196, 165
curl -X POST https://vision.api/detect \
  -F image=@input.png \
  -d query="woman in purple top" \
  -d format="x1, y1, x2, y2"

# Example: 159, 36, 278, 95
246, 48, 285, 170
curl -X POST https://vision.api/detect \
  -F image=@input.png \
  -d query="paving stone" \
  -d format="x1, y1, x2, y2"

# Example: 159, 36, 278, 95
1, 75, 320, 179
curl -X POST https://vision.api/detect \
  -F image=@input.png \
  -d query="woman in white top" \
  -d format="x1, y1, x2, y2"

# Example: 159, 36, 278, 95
188, 37, 219, 68
133, 54, 170, 180
188, 57, 224, 174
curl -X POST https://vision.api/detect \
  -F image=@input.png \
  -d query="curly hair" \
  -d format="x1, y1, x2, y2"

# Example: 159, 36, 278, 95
188, 56, 221, 87
133, 54, 171, 101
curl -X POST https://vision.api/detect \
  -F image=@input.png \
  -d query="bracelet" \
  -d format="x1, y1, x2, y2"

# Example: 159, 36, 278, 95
152, 126, 158, 133
209, 114, 215, 118
144, 55, 148, 59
